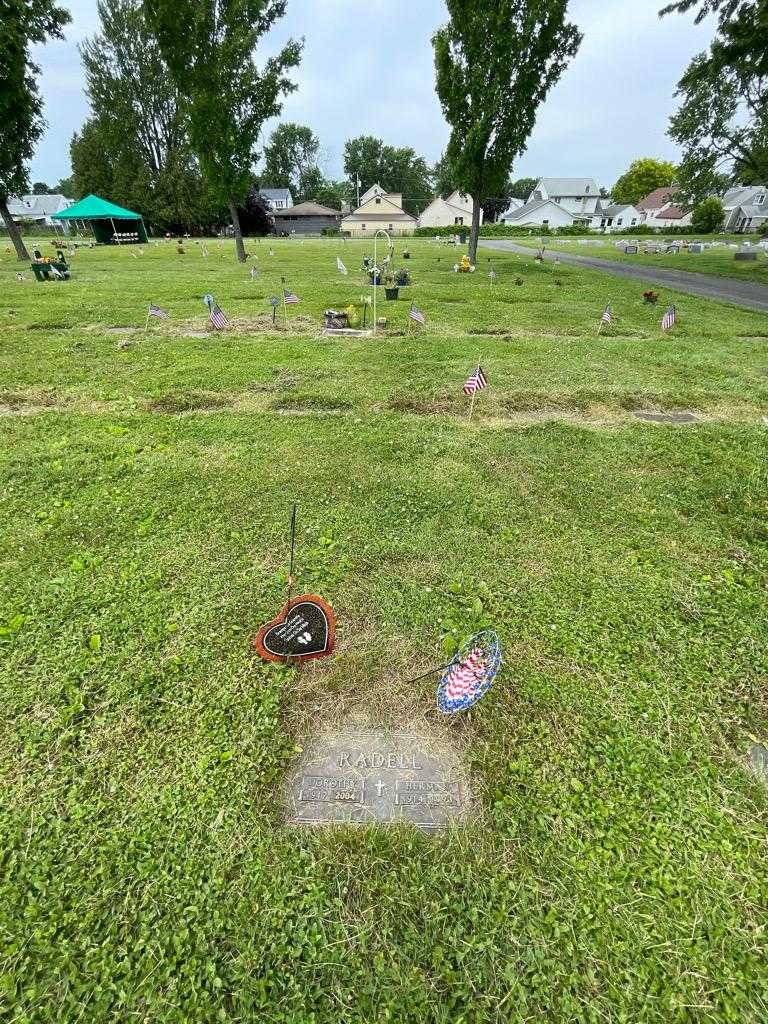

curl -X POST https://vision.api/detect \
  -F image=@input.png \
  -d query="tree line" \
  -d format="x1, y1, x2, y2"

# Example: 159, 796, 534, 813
1, 0, 765, 262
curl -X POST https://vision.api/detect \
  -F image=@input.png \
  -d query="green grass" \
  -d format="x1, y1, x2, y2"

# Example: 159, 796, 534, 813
512, 235, 768, 283
1, 239, 767, 1023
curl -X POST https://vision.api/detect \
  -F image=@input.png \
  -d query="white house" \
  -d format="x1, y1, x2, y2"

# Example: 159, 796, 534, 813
591, 202, 642, 231
259, 187, 293, 211
341, 185, 416, 236
498, 197, 524, 222
7, 193, 74, 227
527, 178, 601, 223
500, 197, 576, 229
418, 190, 482, 228
721, 185, 767, 233
636, 187, 692, 228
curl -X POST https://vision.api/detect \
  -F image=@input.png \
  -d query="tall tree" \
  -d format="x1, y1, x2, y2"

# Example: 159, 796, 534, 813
343, 136, 433, 214
32, 181, 51, 194
433, 1, 581, 262
261, 122, 319, 199
611, 158, 677, 205
145, 0, 302, 262
77, 0, 219, 232
664, 0, 768, 198
0, 0, 71, 259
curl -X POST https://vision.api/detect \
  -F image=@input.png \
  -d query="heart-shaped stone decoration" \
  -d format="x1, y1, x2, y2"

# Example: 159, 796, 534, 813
253, 594, 336, 662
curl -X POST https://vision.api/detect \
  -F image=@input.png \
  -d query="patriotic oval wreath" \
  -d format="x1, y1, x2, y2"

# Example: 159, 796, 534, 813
437, 629, 502, 714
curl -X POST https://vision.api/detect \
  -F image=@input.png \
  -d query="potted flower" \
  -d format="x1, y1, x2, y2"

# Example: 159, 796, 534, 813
367, 264, 382, 286
402, 249, 411, 259
643, 290, 659, 304
394, 267, 410, 287
384, 272, 399, 300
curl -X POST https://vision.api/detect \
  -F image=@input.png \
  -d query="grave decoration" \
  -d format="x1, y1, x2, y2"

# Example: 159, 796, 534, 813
437, 630, 502, 713
252, 505, 336, 664
269, 296, 280, 323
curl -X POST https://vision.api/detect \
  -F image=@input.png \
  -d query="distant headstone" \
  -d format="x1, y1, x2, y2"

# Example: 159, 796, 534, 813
735, 249, 758, 261
285, 729, 471, 833
688, 243, 703, 253
624, 245, 638, 254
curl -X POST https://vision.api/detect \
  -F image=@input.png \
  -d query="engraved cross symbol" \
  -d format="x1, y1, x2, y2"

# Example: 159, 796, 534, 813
375, 779, 386, 797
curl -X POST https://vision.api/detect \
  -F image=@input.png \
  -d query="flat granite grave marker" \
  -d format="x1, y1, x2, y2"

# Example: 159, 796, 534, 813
285, 729, 471, 833
633, 410, 698, 424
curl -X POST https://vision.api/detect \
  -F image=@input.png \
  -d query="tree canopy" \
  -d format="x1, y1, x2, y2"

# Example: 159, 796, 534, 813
261, 123, 321, 201
611, 158, 677, 205
343, 136, 433, 215
0, 0, 71, 259
144, 0, 302, 260
75, 0, 219, 233
433, 0, 581, 260
691, 195, 725, 232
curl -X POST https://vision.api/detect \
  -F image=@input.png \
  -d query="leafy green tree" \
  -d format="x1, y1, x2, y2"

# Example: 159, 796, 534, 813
311, 178, 346, 211
433, 0, 581, 262
611, 158, 677, 205
668, 46, 767, 202
691, 195, 725, 232
55, 175, 76, 197
0, 0, 71, 259
77, 0, 219, 232
509, 177, 537, 201
343, 136, 433, 215
433, 152, 455, 198
664, 0, 768, 199
31, 181, 51, 194
145, 0, 302, 261
261, 123, 319, 199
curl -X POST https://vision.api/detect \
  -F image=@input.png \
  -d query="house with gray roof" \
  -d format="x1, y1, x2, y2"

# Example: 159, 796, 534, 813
722, 185, 767, 232
7, 194, 74, 227
528, 178, 602, 222
273, 201, 342, 235
258, 187, 293, 211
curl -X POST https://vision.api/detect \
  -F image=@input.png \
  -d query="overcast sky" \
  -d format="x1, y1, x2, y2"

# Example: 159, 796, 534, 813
31, 0, 716, 190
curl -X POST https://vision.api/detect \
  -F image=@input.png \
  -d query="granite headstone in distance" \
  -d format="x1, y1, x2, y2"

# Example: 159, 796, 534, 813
285, 730, 471, 833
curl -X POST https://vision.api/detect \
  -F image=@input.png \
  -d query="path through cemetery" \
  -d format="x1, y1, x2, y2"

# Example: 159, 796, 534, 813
482, 239, 768, 312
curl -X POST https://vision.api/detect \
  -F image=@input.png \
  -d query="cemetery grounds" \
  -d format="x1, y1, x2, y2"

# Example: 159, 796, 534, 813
514, 234, 768, 283
1, 238, 767, 1022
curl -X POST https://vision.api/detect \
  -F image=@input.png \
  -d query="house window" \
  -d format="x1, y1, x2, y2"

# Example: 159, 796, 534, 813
617, 217, 623, 225
756, 194, 765, 205
631, 218, 637, 225
554, 197, 561, 203
542, 219, 549, 226
375, 197, 381, 204
454, 216, 464, 225
361, 223, 366, 229
388, 224, 393, 230
585, 185, 590, 193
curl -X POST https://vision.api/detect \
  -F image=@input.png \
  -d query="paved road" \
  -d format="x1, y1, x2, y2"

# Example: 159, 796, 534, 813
480, 239, 768, 313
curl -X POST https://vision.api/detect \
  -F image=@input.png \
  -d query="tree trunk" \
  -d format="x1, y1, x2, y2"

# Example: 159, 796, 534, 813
228, 197, 246, 263
0, 198, 31, 261
468, 195, 482, 265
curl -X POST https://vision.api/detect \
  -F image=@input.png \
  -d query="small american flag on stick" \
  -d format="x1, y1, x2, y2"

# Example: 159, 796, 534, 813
148, 303, 168, 319
409, 303, 425, 325
661, 304, 676, 331
209, 302, 228, 330
283, 288, 300, 304
336, 257, 348, 275
463, 365, 488, 395
601, 302, 613, 325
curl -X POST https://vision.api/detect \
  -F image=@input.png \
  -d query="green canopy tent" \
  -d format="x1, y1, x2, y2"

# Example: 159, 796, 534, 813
52, 194, 148, 244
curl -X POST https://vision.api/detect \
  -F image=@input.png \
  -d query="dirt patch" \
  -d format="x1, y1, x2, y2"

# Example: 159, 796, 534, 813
172, 313, 321, 337
0, 391, 58, 415
632, 410, 698, 424
504, 393, 587, 413
147, 391, 233, 414
105, 327, 137, 335
468, 328, 513, 337
272, 395, 352, 414
388, 395, 463, 415
26, 322, 71, 331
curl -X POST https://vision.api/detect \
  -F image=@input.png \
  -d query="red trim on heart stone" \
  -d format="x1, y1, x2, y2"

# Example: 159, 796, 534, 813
252, 593, 336, 663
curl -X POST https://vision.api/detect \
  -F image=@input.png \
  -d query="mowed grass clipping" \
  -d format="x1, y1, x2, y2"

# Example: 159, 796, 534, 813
1, 238, 767, 1023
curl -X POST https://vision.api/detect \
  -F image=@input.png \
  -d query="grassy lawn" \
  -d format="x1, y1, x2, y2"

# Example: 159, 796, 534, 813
511, 234, 768, 284
2, 239, 767, 1022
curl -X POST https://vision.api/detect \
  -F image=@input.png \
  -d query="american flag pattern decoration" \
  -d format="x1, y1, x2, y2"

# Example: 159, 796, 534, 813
409, 303, 425, 325
148, 303, 168, 319
250, 266, 258, 279
463, 365, 487, 395
284, 289, 300, 304
437, 630, 501, 714
209, 303, 228, 330
661, 304, 676, 331
601, 303, 613, 325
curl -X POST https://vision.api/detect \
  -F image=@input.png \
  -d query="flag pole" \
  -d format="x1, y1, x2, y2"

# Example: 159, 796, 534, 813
287, 503, 297, 611
144, 305, 151, 334
468, 355, 481, 422
283, 291, 288, 328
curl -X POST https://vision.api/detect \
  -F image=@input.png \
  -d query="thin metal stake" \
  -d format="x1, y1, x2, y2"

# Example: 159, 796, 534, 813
287, 503, 297, 611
